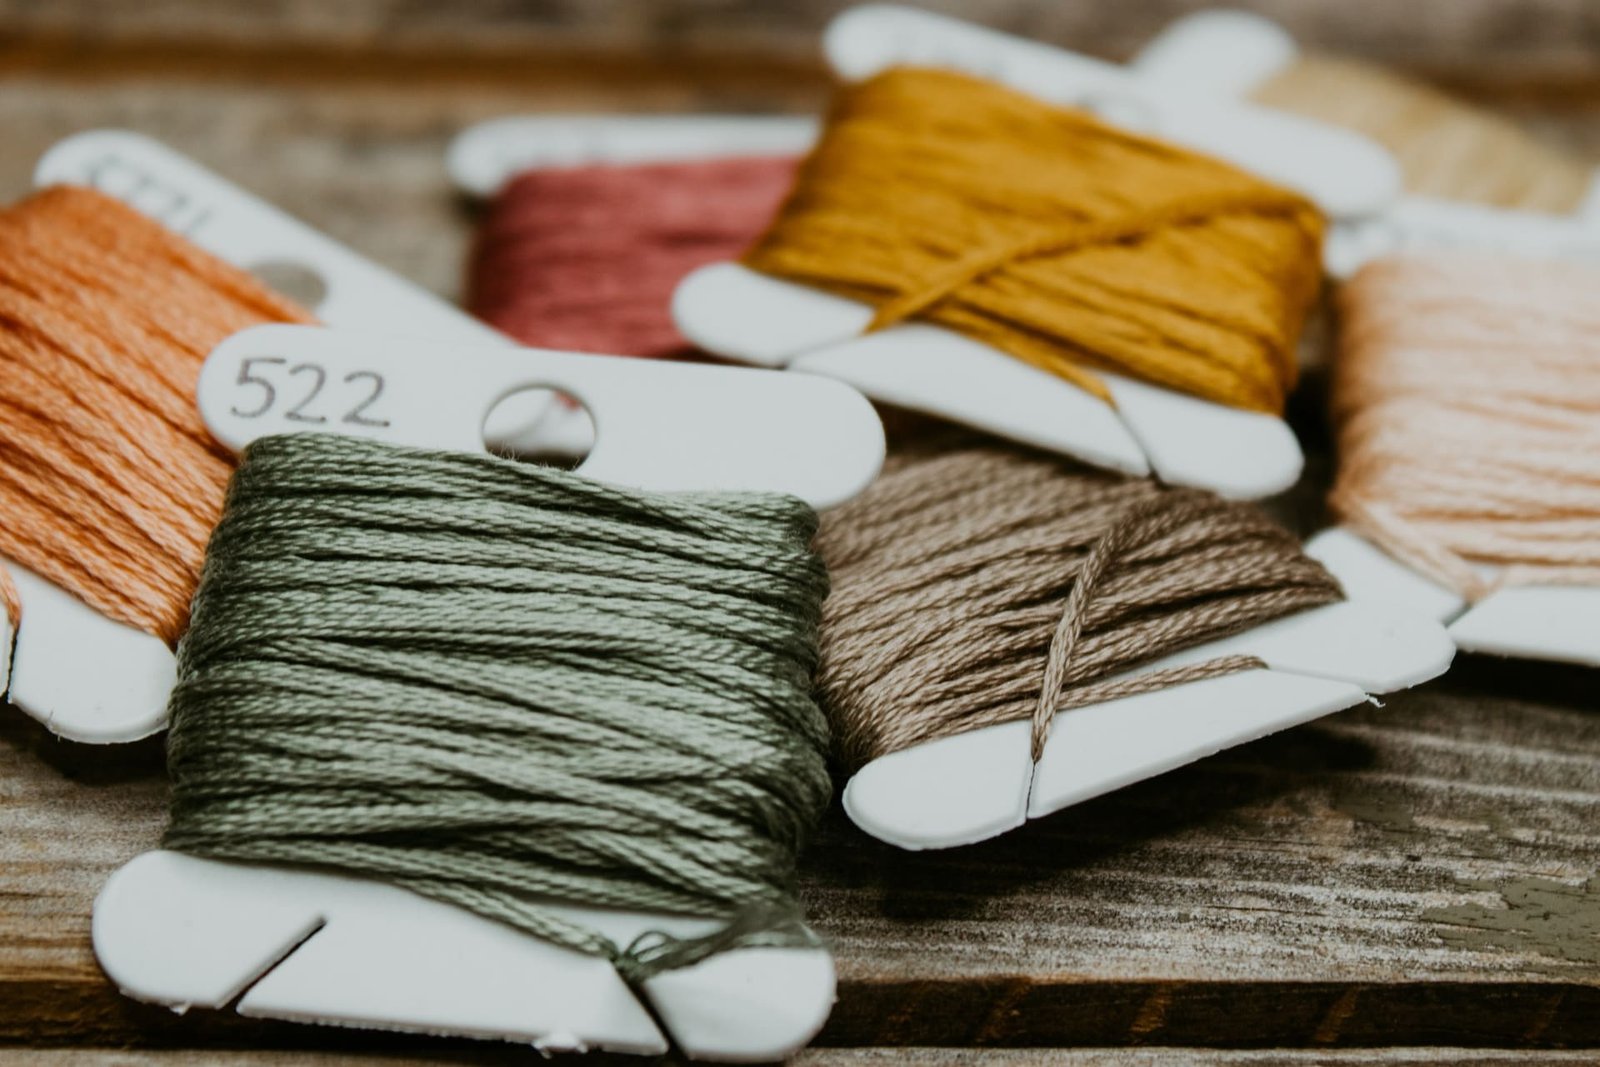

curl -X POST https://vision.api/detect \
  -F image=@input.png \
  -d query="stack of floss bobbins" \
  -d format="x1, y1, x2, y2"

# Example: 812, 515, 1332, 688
11, 130, 576, 743
667, 6, 1405, 498
72, 246, 888, 1054
669, 47, 1451, 845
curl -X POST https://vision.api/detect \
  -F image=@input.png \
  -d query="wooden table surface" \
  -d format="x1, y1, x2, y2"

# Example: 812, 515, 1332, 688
1, 2, 1598, 1064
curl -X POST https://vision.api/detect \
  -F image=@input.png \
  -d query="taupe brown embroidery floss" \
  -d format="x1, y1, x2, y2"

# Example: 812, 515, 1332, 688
813, 438, 1344, 766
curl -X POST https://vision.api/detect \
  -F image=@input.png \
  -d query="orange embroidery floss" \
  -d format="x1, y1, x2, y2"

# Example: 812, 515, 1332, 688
0, 185, 313, 642
741, 67, 1326, 415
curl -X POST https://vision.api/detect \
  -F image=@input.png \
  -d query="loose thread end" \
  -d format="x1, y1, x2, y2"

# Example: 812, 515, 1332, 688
615, 903, 821, 984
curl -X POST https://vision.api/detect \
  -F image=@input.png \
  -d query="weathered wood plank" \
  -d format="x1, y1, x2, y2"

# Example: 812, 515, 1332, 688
7, 1050, 1600, 1066
6, 654, 1600, 1051
3, 0, 1600, 76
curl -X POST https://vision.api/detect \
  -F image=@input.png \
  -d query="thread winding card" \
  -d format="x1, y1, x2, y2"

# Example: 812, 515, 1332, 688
672, 5, 1406, 499
92, 323, 886, 1059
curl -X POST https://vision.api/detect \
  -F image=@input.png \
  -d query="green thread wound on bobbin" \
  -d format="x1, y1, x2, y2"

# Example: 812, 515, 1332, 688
164, 432, 833, 978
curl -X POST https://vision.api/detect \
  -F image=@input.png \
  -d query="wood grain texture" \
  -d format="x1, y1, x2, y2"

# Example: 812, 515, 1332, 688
0, 3, 1598, 1060
5, 0, 1600, 112
7, 1051, 1600, 1067
3, 0, 1600, 74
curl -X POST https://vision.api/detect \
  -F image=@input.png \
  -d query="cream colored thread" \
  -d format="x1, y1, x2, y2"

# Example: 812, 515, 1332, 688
1258, 56, 1595, 213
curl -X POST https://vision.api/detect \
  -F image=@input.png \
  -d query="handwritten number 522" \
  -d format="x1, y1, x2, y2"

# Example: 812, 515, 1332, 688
229, 357, 390, 428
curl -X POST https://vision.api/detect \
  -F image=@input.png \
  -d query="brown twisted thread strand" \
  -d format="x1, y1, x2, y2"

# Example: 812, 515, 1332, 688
814, 440, 1344, 765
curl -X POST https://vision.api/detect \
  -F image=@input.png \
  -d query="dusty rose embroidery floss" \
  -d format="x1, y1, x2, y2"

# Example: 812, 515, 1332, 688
467, 155, 797, 358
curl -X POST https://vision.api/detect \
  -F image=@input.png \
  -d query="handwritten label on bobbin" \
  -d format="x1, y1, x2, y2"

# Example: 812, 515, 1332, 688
200, 324, 886, 507
35, 131, 504, 343
32, 129, 590, 456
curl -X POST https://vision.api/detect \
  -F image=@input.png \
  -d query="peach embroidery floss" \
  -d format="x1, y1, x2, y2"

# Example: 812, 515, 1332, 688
740, 67, 1326, 415
468, 156, 798, 358
0, 185, 313, 642
1330, 253, 1600, 600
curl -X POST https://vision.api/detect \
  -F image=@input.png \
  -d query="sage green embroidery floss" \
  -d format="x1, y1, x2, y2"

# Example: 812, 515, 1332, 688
163, 432, 832, 980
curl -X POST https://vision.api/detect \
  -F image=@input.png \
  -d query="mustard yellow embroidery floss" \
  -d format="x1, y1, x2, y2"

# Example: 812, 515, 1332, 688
742, 67, 1326, 415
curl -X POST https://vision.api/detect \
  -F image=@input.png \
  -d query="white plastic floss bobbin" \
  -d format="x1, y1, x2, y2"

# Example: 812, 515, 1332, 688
198, 324, 885, 505
35, 130, 514, 352
1306, 529, 1600, 669
1130, 10, 1600, 277
671, 6, 1404, 500
842, 595, 1454, 851
1127, 9, 1299, 99
2, 130, 582, 744
96, 851, 836, 1060
447, 115, 819, 198
94, 323, 886, 1061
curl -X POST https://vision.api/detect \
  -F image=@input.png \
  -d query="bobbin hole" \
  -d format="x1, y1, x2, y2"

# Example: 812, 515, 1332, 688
247, 260, 329, 312
483, 386, 596, 470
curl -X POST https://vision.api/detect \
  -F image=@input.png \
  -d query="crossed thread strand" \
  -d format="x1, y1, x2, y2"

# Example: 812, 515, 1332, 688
813, 437, 1344, 766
